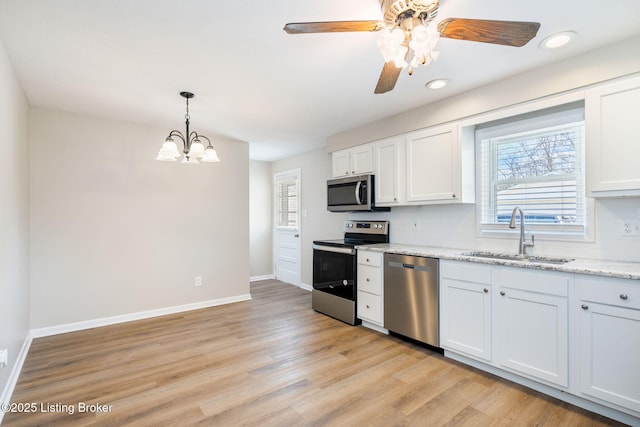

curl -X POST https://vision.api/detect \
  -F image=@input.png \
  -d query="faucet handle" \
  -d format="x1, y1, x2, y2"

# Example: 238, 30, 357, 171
525, 234, 535, 247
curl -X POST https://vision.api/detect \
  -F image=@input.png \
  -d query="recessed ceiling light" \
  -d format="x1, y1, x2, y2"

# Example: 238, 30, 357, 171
426, 79, 448, 89
540, 31, 575, 49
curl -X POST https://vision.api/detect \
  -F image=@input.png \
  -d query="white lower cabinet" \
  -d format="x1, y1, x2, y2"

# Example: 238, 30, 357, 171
494, 268, 569, 388
440, 261, 492, 362
576, 275, 640, 413
441, 262, 570, 388
357, 250, 384, 326
441, 260, 640, 421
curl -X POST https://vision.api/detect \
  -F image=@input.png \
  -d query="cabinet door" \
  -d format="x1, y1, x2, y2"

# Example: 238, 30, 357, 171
405, 124, 459, 203
496, 287, 568, 387
350, 144, 373, 175
441, 277, 492, 361
332, 149, 351, 178
586, 75, 640, 196
374, 137, 404, 205
578, 301, 640, 412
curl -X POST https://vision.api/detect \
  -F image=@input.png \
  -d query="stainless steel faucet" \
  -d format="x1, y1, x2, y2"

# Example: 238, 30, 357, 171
509, 207, 534, 255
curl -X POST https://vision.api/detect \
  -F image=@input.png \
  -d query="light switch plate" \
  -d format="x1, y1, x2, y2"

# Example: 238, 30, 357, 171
0, 349, 7, 368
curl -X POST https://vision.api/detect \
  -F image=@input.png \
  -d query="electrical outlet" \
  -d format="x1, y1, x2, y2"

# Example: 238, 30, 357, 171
0, 349, 7, 368
619, 221, 640, 236
194, 276, 202, 287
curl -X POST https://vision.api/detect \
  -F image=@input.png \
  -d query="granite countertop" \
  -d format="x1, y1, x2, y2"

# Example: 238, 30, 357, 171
358, 243, 640, 281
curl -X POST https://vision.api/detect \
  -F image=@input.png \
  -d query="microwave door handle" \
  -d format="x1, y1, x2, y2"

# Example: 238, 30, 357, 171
355, 181, 362, 205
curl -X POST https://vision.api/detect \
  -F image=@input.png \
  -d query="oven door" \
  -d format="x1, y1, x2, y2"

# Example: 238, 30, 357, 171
312, 244, 357, 300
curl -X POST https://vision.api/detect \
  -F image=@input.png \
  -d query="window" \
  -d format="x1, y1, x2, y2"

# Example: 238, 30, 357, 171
274, 173, 299, 228
476, 103, 588, 237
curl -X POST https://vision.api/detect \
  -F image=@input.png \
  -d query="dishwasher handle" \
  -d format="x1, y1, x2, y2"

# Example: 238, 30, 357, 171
388, 261, 433, 273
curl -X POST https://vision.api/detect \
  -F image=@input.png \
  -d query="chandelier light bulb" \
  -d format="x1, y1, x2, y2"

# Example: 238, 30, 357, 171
201, 146, 221, 162
189, 141, 205, 159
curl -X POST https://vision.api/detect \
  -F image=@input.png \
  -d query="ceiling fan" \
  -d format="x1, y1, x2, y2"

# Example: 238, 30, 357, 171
284, 0, 540, 94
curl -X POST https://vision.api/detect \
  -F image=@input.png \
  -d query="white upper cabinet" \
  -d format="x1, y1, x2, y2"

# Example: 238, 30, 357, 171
332, 144, 373, 178
586, 74, 640, 197
405, 124, 475, 204
370, 123, 475, 207
406, 124, 459, 203
373, 136, 405, 206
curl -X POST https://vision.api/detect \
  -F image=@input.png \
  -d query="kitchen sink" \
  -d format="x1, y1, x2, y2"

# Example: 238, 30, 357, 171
461, 251, 574, 265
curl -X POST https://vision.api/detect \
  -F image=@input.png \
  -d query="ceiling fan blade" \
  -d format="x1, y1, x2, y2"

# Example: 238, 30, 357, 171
284, 20, 384, 34
438, 18, 541, 47
374, 61, 403, 94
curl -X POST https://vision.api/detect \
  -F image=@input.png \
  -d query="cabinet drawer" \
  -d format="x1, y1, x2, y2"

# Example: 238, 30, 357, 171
358, 250, 382, 267
577, 275, 640, 310
441, 260, 491, 284
358, 264, 382, 295
495, 267, 569, 297
357, 291, 382, 324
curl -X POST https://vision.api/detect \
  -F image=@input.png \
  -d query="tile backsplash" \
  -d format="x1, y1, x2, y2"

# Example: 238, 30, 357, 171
350, 198, 640, 263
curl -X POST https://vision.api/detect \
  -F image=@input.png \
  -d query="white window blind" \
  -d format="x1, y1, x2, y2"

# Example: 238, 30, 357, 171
274, 175, 298, 228
476, 104, 587, 236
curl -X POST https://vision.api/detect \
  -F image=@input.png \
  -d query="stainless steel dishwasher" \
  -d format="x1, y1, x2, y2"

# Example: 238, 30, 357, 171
384, 253, 439, 347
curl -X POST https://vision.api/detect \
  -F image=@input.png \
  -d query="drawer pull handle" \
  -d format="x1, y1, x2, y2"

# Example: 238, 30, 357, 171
581, 304, 589, 310
620, 294, 628, 300
483, 288, 489, 293
500, 291, 506, 296
366, 305, 370, 309
366, 278, 370, 282
366, 258, 370, 262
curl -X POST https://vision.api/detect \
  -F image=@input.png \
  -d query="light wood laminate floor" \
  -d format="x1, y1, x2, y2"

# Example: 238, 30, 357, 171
4, 280, 625, 426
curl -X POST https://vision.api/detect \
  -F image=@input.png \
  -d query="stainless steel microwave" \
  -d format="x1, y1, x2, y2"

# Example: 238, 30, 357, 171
327, 174, 389, 212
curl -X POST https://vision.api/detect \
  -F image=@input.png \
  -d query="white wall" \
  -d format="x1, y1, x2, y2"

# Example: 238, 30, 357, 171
0, 37, 30, 402
250, 160, 273, 279
273, 148, 346, 287
327, 35, 640, 151
333, 36, 640, 263
29, 108, 250, 329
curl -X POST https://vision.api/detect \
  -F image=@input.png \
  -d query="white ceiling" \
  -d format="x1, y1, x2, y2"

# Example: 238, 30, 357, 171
1, 1, 639, 161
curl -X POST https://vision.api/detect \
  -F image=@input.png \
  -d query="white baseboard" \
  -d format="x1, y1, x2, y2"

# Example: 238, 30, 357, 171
250, 274, 275, 282
0, 332, 33, 425
300, 282, 312, 292
30, 294, 252, 339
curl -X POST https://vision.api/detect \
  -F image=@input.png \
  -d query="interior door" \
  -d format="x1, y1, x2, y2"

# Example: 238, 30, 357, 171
274, 169, 301, 286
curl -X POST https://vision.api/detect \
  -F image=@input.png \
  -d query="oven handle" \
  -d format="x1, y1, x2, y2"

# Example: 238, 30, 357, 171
355, 181, 362, 205
313, 244, 356, 255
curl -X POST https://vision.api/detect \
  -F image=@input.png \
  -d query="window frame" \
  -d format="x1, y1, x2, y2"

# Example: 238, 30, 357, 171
472, 101, 594, 242
273, 170, 300, 230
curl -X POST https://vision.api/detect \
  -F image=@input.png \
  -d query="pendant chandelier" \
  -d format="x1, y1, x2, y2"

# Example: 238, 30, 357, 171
156, 91, 220, 164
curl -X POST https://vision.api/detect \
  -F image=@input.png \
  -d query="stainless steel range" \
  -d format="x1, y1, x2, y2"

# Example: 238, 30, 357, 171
312, 220, 389, 325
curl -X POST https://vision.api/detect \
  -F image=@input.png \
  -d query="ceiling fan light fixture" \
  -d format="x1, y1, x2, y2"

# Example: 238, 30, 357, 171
426, 79, 448, 89
540, 31, 575, 49
377, 21, 440, 73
